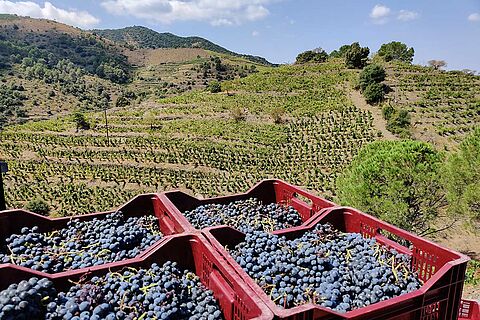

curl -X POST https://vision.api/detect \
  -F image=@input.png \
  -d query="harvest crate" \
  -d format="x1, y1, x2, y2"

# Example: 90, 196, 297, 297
0, 193, 185, 274
204, 206, 470, 320
459, 300, 480, 320
158, 179, 335, 232
0, 234, 273, 320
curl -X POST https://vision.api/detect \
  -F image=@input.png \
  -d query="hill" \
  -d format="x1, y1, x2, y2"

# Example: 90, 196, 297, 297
92, 26, 274, 66
0, 15, 132, 126
0, 15, 129, 82
0, 15, 263, 127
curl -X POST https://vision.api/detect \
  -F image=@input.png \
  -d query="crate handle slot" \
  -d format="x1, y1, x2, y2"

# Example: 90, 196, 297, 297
374, 227, 412, 255
293, 193, 313, 207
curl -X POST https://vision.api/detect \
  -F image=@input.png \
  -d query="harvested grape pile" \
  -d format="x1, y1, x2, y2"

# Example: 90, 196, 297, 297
230, 223, 422, 313
184, 198, 303, 232
0, 212, 163, 273
0, 277, 57, 319
0, 262, 224, 320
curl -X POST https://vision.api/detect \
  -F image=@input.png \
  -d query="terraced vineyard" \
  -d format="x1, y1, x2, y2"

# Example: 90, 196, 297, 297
0, 62, 378, 215
385, 62, 480, 145
2, 60, 479, 216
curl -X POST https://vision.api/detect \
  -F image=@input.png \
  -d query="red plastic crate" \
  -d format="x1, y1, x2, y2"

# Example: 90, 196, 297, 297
158, 179, 336, 232
204, 206, 470, 320
0, 233, 273, 320
0, 193, 186, 274
459, 300, 480, 320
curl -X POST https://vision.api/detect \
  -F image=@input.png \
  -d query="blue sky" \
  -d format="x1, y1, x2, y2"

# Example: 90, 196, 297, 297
1, 0, 479, 71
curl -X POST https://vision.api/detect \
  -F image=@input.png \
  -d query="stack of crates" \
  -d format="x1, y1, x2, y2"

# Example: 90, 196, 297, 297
0, 179, 478, 320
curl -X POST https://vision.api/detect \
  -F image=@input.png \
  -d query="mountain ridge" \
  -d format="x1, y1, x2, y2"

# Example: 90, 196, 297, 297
92, 26, 274, 66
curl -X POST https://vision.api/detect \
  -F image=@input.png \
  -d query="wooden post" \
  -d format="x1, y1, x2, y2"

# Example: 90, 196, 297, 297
0, 161, 7, 211
104, 109, 110, 147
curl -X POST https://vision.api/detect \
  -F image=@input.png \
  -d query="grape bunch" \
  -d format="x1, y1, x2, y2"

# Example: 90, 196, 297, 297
46, 262, 223, 320
0, 262, 224, 320
0, 277, 56, 319
0, 212, 163, 273
184, 198, 303, 232
230, 223, 422, 313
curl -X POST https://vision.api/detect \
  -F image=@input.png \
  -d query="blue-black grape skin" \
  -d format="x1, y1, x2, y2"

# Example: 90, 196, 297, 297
0, 277, 56, 320
0, 262, 224, 320
0, 211, 163, 273
230, 223, 422, 313
184, 198, 303, 232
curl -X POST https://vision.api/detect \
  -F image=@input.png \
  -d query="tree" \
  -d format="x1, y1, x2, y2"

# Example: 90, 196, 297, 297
26, 198, 50, 216
344, 42, 370, 69
72, 111, 90, 131
329, 44, 352, 58
96, 63, 128, 84
428, 60, 447, 70
443, 127, 480, 222
336, 140, 444, 235
295, 49, 328, 64
208, 81, 222, 93
377, 41, 414, 63
382, 103, 396, 120
359, 64, 386, 90
363, 82, 385, 104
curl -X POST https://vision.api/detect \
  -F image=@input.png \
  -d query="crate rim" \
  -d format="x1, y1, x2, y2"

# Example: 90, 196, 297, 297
0, 192, 159, 221
157, 178, 337, 232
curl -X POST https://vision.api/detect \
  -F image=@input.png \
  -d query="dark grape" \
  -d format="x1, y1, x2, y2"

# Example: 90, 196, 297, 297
184, 198, 302, 232
230, 223, 422, 313
0, 277, 56, 320
49, 262, 223, 320
0, 262, 224, 320
0, 211, 163, 273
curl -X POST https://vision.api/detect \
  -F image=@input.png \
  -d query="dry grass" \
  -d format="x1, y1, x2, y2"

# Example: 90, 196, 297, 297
125, 48, 211, 66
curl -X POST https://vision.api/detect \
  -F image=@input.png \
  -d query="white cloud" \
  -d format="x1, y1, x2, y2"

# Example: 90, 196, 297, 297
101, 0, 274, 26
251, 30, 259, 37
397, 10, 419, 21
370, 4, 390, 22
0, 1, 99, 28
468, 13, 480, 22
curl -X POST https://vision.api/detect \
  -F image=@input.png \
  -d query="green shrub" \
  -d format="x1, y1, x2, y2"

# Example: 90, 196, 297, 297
208, 81, 222, 93
382, 104, 396, 120
26, 198, 50, 216
443, 127, 480, 222
336, 140, 444, 235
363, 83, 385, 104
359, 64, 386, 90
296, 49, 328, 64
72, 111, 90, 131
270, 107, 286, 124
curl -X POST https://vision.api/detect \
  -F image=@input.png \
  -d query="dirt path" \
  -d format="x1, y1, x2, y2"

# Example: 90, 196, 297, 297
349, 89, 398, 141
